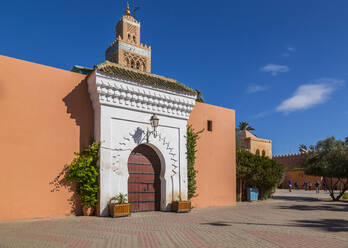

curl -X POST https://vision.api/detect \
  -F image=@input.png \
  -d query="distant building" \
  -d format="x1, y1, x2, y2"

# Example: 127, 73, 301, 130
273, 153, 343, 190
238, 130, 272, 157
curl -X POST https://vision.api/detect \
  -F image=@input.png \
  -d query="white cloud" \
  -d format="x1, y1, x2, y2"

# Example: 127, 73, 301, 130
252, 111, 271, 119
276, 79, 344, 113
287, 47, 295, 52
282, 53, 290, 57
246, 85, 268, 94
260, 64, 290, 76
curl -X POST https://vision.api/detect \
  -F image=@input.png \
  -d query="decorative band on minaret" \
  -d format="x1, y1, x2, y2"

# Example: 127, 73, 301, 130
105, 1, 152, 72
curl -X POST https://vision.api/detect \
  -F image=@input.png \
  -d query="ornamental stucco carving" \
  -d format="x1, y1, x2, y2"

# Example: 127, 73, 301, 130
88, 71, 196, 120
102, 127, 178, 177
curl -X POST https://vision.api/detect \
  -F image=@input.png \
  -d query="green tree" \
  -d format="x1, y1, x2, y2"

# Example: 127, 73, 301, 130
237, 121, 255, 131
303, 137, 348, 201
299, 144, 307, 153
195, 89, 204, 103
237, 149, 284, 200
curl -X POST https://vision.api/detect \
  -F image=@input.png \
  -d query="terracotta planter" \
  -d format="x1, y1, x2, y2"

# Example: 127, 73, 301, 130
82, 206, 94, 216
172, 201, 191, 213
109, 203, 131, 218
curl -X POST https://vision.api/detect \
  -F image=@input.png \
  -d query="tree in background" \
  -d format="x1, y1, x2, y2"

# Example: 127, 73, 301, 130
237, 121, 255, 131
195, 90, 204, 103
299, 144, 308, 153
303, 136, 348, 201
237, 149, 284, 200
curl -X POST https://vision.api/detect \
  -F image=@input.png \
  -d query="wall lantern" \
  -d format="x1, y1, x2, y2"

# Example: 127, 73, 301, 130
147, 114, 159, 141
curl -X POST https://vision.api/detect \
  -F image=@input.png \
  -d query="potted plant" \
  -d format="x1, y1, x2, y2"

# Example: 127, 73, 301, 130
66, 142, 100, 216
108, 193, 131, 218
172, 197, 191, 213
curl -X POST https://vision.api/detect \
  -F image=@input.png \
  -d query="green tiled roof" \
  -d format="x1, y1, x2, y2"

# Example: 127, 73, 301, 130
71, 65, 93, 75
95, 61, 196, 95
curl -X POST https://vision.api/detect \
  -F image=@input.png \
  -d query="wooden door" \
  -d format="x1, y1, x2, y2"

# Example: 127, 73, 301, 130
128, 144, 161, 212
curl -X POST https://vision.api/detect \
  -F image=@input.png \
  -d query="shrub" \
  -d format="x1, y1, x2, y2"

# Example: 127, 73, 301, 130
66, 142, 100, 208
237, 149, 284, 200
187, 125, 203, 199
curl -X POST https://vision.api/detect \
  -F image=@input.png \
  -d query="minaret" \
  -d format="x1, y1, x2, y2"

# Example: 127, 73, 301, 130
105, 2, 152, 72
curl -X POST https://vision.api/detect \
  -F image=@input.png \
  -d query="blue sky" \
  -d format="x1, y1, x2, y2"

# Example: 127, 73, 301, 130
1, 0, 347, 155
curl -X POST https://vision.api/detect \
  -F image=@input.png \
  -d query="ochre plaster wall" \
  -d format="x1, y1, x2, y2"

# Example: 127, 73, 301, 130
188, 102, 236, 208
0, 56, 94, 221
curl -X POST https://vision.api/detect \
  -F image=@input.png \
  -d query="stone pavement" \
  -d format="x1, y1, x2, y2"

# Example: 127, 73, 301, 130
0, 189, 347, 248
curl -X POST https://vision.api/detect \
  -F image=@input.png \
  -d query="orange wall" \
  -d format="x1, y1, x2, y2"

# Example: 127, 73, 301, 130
188, 102, 236, 208
0, 55, 94, 221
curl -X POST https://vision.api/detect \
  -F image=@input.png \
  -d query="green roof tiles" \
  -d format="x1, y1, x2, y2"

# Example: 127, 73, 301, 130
95, 61, 196, 96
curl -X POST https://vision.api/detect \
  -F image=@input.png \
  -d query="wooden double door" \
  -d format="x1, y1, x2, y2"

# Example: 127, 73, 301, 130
127, 144, 161, 212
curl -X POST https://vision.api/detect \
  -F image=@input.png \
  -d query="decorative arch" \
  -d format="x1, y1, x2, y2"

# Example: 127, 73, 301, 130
107, 127, 178, 211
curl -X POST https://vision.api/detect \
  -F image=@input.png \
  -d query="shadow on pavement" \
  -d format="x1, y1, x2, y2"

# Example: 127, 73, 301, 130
277, 203, 348, 212
201, 219, 348, 232
295, 219, 348, 232
272, 195, 319, 202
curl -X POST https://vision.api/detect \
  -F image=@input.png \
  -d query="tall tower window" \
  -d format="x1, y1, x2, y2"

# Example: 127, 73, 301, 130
105, 4, 151, 72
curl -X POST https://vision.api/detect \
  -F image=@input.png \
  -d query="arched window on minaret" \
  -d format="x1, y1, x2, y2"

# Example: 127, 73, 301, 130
131, 60, 135, 68
136, 62, 140, 70
142, 63, 146, 72
128, 34, 131, 41
133, 35, 136, 43
125, 58, 130, 66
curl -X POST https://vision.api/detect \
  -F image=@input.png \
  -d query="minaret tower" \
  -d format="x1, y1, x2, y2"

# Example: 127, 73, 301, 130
105, 2, 152, 72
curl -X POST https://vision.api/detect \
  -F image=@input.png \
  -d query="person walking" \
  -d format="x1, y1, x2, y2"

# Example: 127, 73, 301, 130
288, 179, 293, 192
315, 181, 320, 194
295, 182, 299, 190
308, 182, 312, 191
303, 182, 308, 191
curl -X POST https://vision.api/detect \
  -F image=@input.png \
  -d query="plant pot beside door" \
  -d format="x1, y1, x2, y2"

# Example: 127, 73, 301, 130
108, 193, 131, 218
82, 205, 95, 216
172, 200, 191, 213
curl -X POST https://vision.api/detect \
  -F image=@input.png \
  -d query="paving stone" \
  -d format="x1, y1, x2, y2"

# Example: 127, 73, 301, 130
0, 190, 347, 248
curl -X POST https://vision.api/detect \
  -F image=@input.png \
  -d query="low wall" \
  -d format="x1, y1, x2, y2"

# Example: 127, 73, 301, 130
188, 102, 236, 207
0, 56, 94, 221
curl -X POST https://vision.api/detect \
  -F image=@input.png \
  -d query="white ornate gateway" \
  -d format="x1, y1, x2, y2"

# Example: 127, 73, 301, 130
87, 60, 196, 215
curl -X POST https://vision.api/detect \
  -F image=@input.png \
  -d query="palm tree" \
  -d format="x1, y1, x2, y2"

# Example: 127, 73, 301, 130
299, 144, 307, 153
195, 90, 204, 103
237, 121, 255, 131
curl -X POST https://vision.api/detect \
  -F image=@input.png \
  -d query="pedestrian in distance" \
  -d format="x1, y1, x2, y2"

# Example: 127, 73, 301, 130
288, 179, 292, 192
295, 182, 299, 190
315, 181, 320, 194
309, 182, 312, 190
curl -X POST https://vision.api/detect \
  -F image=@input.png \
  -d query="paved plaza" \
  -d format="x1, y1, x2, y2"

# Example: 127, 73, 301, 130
0, 190, 347, 248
